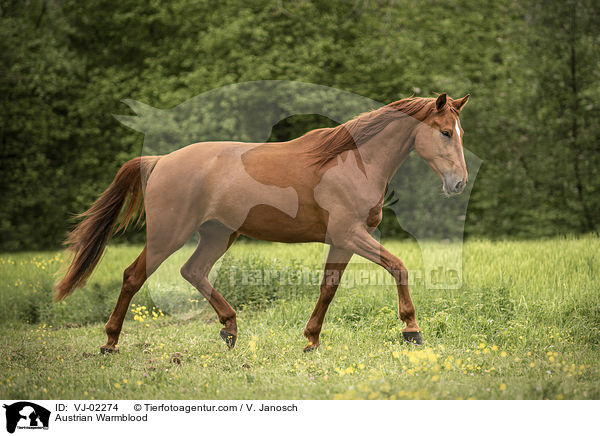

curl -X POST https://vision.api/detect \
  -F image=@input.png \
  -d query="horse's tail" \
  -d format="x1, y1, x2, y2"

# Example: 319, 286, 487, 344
54, 156, 160, 300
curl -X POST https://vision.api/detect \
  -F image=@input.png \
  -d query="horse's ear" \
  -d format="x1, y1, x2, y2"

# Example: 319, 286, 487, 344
452, 94, 470, 112
435, 93, 447, 111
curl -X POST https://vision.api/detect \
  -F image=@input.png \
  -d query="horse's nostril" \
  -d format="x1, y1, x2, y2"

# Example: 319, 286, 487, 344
454, 180, 463, 191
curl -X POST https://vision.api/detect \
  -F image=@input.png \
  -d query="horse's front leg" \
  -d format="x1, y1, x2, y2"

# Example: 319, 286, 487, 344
303, 246, 352, 352
341, 226, 423, 345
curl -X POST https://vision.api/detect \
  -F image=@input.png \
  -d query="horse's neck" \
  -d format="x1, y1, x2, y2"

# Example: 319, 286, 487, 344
359, 117, 418, 183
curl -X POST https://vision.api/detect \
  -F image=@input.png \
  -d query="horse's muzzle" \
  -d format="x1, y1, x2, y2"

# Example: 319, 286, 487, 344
443, 176, 467, 196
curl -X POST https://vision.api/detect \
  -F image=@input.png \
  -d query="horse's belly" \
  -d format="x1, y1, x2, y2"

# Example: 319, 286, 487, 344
237, 204, 327, 243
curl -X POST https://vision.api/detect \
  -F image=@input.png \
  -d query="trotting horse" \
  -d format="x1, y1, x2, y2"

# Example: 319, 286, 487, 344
55, 93, 470, 353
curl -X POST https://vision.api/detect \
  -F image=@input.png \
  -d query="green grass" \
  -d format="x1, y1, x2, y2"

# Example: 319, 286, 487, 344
0, 236, 599, 399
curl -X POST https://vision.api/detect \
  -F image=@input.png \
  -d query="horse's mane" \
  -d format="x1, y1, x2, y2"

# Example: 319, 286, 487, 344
301, 97, 438, 167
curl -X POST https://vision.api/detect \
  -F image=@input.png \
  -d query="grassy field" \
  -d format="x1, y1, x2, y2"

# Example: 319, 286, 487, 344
0, 236, 598, 400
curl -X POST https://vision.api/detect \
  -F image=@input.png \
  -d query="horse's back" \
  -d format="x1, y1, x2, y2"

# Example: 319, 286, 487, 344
144, 140, 312, 239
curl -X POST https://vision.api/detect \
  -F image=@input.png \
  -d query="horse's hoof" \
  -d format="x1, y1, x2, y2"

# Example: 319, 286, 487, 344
100, 345, 119, 354
220, 330, 237, 349
303, 344, 319, 353
402, 331, 424, 345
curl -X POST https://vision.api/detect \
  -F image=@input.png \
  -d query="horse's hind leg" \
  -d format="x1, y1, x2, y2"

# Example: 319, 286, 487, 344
180, 221, 239, 349
101, 246, 149, 353
100, 241, 179, 353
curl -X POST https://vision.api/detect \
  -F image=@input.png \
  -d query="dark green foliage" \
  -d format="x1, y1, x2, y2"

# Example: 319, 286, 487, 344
1, 0, 599, 250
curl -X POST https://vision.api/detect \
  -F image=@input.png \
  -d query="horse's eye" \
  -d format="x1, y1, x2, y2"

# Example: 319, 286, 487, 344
441, 130, 451, 138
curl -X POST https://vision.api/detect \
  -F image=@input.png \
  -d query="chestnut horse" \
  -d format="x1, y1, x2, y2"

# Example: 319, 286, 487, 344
55, 93, 470, 353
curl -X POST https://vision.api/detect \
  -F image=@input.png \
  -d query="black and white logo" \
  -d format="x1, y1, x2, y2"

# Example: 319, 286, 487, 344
3, 402, 50, 433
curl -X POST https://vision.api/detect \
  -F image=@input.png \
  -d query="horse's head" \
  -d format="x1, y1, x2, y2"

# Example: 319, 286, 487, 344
413, 93, 470, 196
